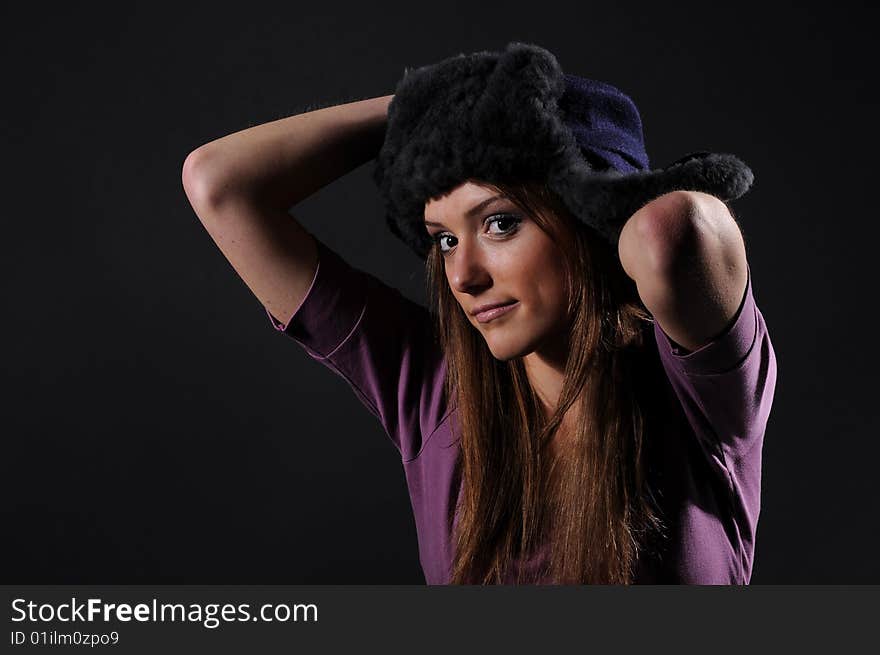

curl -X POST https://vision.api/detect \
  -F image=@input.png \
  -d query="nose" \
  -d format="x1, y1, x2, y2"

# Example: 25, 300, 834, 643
447, 238, 491, 296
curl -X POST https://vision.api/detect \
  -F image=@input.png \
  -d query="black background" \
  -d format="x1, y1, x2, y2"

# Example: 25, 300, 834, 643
2, 1, 875, 583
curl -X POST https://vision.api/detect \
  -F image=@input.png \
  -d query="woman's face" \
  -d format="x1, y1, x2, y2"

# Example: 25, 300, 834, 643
424, 181, 571, 362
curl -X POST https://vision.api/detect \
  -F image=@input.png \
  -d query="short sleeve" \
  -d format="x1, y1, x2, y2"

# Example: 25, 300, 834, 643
653, 263, 778, 576
652, 264, 778, 448
265, 237, 449, 461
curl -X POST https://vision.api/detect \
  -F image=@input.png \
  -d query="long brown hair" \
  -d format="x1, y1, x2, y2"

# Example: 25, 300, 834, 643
425, 178, 666, 584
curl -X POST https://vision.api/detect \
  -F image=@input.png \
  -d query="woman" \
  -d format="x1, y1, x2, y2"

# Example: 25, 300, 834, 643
182, 42, 777, 584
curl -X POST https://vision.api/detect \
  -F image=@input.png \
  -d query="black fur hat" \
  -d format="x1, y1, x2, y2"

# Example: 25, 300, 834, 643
372, 41, 755, 259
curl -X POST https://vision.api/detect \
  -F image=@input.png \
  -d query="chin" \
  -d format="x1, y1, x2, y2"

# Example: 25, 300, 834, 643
483, 334, 536, 362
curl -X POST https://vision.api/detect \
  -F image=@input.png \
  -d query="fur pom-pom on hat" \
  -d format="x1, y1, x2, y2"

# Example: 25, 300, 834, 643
373, 42, 754, 259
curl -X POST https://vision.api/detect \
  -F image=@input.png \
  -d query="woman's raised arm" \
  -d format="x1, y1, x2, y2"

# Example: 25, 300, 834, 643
181, 94, 393, 325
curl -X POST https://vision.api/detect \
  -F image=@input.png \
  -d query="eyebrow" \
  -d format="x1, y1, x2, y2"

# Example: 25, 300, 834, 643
424, 195, 508, 228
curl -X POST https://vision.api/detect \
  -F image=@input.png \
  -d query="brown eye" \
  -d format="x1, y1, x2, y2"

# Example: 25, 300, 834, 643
486, 214, 521, 235
434, 233, 457, 254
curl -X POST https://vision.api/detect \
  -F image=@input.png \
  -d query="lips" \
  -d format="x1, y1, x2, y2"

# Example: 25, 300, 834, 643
471, 299, 516, 315
474, 300, 519, 324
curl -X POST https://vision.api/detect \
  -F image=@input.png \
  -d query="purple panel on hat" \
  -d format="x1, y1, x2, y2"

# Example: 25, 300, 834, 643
560, 73, 650, 173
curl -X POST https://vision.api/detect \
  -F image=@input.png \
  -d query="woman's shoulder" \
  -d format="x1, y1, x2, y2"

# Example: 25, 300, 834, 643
268, 236, 450, 460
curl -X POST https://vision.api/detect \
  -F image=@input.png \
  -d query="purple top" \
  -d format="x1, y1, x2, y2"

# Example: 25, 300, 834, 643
266, 237, 777, 584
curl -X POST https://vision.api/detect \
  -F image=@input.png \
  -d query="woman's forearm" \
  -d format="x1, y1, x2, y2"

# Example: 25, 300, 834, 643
186, 93, 393, 211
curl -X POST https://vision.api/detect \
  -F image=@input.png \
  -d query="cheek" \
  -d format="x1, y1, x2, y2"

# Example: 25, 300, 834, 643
518, 246, 568, 311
